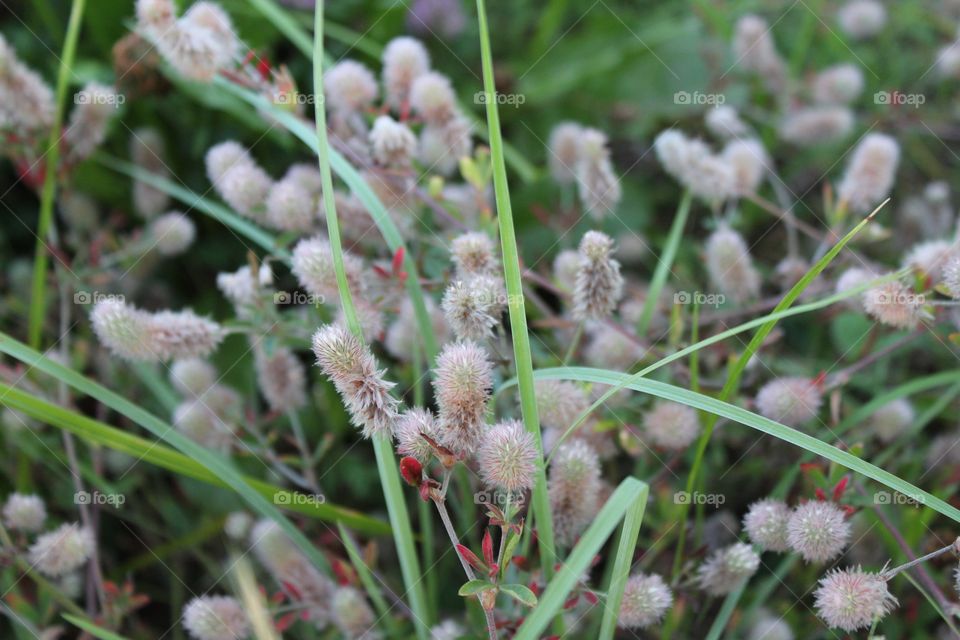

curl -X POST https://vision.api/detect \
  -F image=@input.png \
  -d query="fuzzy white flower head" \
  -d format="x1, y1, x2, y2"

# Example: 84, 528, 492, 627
722, 138, 768, 196
91, 298, 153, 360
812, 63, 865, 105
573, 230, 624, 321
476, 419, 539, 492
576, 128, 621, 218
442, 276, 504, 341
619, 572, 673, 629
870, 398, 914, 443
217, 163, 272, 219
451, 231, 498, 277
902, 240, 957, 281
814, 566, 896, 631
705, 225, 761, 304
837, 0, 887, 40
787, 500, 850, 563
265, 178, 316, 232
170, 358, 217, 396
205, 141, 253, 187
410, 71, 457, 124
943, 256, 960, 299
148, 211, 196, 255
370, 115, 417, 167
28, 523, 94, 577
552, 249, 581, 291
778, 106, 854, 147
747, 611, 794, 640
743, 498, 791, 552
291, 236, 367, 300
3, 493, 46, 532
65, 83, 119, 162
937, 42, 960, 79
174, 394, 237, 452
216, 265, 261, 312
732, 14, 786, 90
705, 105, 750, 139
642, 401, 700, 451
382, 36, 430, 109
535, 380, 590, 430
324, 60, 378, 113
548, 121, 584, 184
148, 308, 225, 360
837, 133, 900, 213
331, 586, 377, 639
395, 408, 441, 464
697, 542, 760, 596
153, 3, 239, 82
755, 377, 823, 427
549, 440, 602, 546
255, 346, 307, 412
183, 595, 250, 640
418, 115, 473, 176
863, 279, 924, 329
433, 340, 494, 456
136, 0, 176, 36
654, 130, 736, 203
430, 620, 465, 640
223, 512, 252, 540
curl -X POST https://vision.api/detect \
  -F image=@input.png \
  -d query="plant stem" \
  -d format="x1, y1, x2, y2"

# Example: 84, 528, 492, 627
28, 0, 86, 349
882, 542, 957, 579
637, 190, 691, 337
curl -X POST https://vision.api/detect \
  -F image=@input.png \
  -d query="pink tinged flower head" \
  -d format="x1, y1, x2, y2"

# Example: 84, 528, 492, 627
705, 225, 761, 304
255, 346, 307, 412
902, 239, 956, 281
325, 59, 378, 114
547, 121, 584, 185
382, 36, 430, 109
549, 440, 602, 546
743, 498, 791, 552
28, 523, 94, 577
432, 340, 494, 456
721, 138, 768, 196
618, 572, 673, 629
837, 0, 887, 40
148, 308, 225, 360
410, 71, 457, 124
370, 115, 417, 167
442, 276, 504, 341
812, 63, 865, 105
148, 211, 196, 255
153, 2, 239, 82
642, 401, 701, 451
312, 325, 398, 439
170, 358, 217, 397
136, 0, 176, 35
786, 500, 851, 563
2, 493, 46, 532
755, 377, 823, 427
395, 408, 441, 464
91, 298, 153, 361
778, 106, 854, 147
863, 279, 924, 329
870, 398, 914, 443
573, 230, 624, 321
696, 542, 760, 596
576, 128, 621, 218
837, 133, 900, 214
814, 566, 896, 631
476, 419, 539, 493
450, 231, 498, 277
291, 236, 367, 300
183, 595, 250, 640
534, 379, 590, 431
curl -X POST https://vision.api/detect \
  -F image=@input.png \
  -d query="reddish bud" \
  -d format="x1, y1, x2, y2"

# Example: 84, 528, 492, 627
814, 487, 827, 501
399, 456, 423, 487
482, 530, 495, 567
456, 544, 488, 573
832, 476, 849, 501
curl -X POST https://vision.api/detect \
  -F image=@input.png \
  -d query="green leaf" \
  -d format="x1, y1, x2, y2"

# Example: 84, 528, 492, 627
500, 583, 538, 607
597, 480, 649, 639
458, 579, 495, 597
636, 190, 691, 336
514, 478, 649, 640
62, 615, 131, 640
500, 529, 522, 580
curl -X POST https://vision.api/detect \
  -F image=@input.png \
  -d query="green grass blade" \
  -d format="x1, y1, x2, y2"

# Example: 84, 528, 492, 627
704, 581, 748, 640
28, 0, 86, 348
475, 0, 556, 586
636, 190, 691, 336
514, 478, 649, 640
0, 333, 339, 572
246, 0, 314, 55
0, 381, 389, 534
311, 3, 430, 636
62, 615, 131, 640
597, 481, 649, 640
527, 366, 960, 524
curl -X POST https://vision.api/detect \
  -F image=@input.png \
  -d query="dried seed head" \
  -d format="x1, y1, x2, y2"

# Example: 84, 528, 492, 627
147, 211, 196, 255
573, 230, 624, 320
255, 346, 307, 412
837, 133, 900, 213
451, 231, 498, 277
395, 408, 441, 464
324, 59, 378, 114
576, 128, 621, 218
696, 542, 761, 596
2, 493, 46, 532
755, 377, 823, 427
619, 572, 673, 629
548, 121, 584, 184
312, 324, 398, 439
331, 586, 377, 639
721, 138, 768, 196
743, 498, 791, 552
28, 523, 94, 577
382, 36, 430, 109
170, 358, 217, 397
183, 595, 250, 640
870, 398, 914, 443
732, 14, 786, 90
778, 106, 854, 147
837, 0, 887, 40
705, 225, 761, 304
432, 341, 494, 456
442, 276, 504, 341
814, 566, 896, 631
291, 236, 367, 299
549, 440, 602, 546
812, 63, 865, 105
410, 71, 457, 124
642, 401, 701, 451
787, 500, 851, 563
705, 105, 749, 140
863, 279, 924, 329
370, 115, 417, 167
476, 419, 539, 492
534, 380, 590, 430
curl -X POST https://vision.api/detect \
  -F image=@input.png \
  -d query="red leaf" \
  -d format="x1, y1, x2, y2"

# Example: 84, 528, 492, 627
392, 247, 405, 275
456, 544, 488, 573
275, 612, 296, 632
563, 594, 579, 610
832, 476, 849, 502
482, 530, 495, 567
814, 488, 827, 501
282, 581, 302, 601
